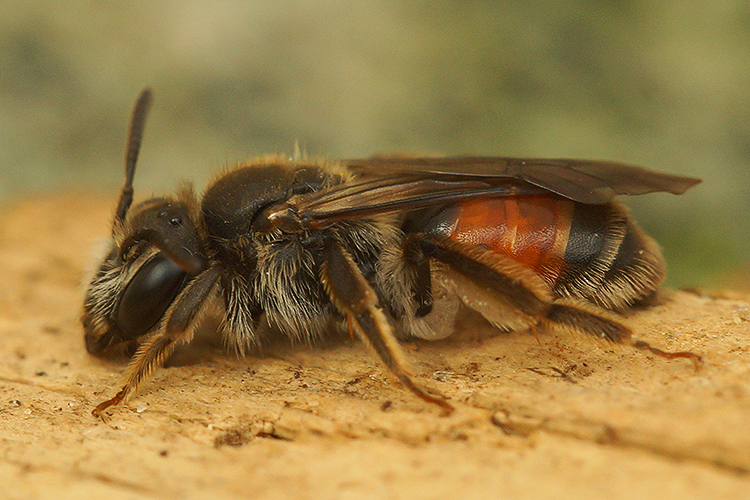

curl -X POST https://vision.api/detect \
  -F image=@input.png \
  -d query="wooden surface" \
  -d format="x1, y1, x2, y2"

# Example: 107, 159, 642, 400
0, 195, 748, 500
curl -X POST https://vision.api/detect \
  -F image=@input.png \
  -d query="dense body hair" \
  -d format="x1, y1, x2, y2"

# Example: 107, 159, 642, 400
84, 159, 664, 352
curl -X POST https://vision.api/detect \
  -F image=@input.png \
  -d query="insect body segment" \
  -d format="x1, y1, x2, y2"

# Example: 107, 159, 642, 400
423, 194, 665, 311
432, 195, 575, 283
84, 89, 702, 416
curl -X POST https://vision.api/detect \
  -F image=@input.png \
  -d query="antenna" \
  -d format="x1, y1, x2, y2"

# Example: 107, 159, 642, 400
113, 88, 153, 229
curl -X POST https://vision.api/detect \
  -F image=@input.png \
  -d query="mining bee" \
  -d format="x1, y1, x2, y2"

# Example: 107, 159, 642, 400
83, 89, 701, 416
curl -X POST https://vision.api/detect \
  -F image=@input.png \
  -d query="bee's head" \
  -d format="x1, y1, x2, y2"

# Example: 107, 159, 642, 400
82, 89, 205, 355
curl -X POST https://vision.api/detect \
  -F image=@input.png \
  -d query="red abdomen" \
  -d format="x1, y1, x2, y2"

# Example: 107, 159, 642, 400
445, 194, 574, 283
408, 192, 664, 309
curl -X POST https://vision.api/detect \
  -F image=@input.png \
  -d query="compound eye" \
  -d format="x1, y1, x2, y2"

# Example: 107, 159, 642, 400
116, 252, 188, 339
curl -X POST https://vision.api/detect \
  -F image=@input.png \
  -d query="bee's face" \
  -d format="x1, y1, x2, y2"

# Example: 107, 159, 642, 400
83, 248, 190, 354
83, 196, 203, 355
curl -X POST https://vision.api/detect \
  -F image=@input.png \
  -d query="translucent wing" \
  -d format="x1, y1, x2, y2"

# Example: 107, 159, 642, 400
345, 157, 701, 203
286, 156, 700, 229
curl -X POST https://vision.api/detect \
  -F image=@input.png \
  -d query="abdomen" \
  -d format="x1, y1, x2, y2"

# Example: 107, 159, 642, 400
411, 194, 665, 310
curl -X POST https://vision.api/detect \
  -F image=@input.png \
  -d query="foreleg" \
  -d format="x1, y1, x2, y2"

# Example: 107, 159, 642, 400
92, 266, 222, 417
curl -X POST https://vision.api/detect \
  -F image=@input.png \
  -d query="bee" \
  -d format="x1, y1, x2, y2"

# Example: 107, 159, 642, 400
84, 89, 702, 416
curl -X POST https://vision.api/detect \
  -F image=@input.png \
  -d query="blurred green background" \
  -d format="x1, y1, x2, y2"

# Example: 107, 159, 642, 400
1, 0, 748, 290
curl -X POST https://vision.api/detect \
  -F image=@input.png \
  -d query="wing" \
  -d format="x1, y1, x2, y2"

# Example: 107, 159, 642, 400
345, 157, 701, 202
283, 156, 700, 229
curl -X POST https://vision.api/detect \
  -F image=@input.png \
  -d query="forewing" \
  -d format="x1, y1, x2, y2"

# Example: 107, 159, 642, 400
344, 157, 701, 203
289, 156, 700, 228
